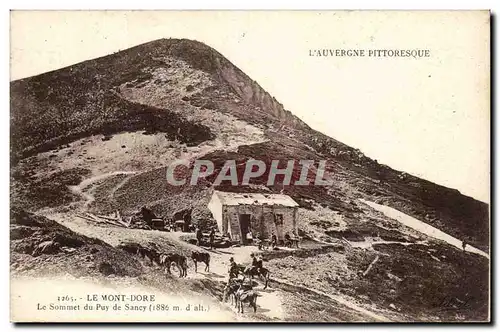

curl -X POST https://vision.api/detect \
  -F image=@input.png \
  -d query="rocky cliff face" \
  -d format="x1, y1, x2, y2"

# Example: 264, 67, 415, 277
213, 50, 304, 127
155, 38, 306, 127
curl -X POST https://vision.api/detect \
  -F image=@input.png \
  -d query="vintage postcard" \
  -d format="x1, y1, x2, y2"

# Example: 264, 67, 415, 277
9, 10, 490, 322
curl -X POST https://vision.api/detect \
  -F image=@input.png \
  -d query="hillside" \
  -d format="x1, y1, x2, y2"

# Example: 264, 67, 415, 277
10, 38, 489, 322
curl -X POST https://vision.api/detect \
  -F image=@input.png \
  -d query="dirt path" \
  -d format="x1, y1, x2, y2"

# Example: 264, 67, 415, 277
66, 133, 269, 209
41, 211, 390, 322
361, 199, 489, 259
165, 233, 285, 320
165, 233, 384, 321
348, 238, 429, 249
40, 214, 283, 321
68, 171, 137, 207
202, 245, 387, 321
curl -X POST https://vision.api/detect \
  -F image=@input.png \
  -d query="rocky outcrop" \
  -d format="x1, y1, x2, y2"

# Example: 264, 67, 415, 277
145, 38, 308, 128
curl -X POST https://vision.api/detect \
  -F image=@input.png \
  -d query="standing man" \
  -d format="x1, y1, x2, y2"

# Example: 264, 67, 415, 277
209, 228, 216, 250
246, 230, 253, 244
196, 227, 203, 247
292, 230, 300, 248
271, 232, 278, 249
255, 232, 263, 250
284, 232, 292, 247
228, 257, 239, 280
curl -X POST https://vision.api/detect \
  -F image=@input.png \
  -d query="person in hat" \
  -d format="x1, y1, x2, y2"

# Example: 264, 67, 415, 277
250, 252, 263, 274
241, 276, 253, 292
228, 257, 239, 280
271, 232, 278, 249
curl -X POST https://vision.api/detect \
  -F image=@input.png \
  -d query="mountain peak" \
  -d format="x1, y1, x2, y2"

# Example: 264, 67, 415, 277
120, 38, 304, 126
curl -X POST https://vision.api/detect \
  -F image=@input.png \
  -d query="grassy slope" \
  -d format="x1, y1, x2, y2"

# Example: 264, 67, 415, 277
10, 39, 217, 161
265, 242, 489, 322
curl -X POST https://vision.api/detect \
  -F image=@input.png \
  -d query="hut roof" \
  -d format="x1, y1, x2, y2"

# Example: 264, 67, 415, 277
213, 191, 299, 207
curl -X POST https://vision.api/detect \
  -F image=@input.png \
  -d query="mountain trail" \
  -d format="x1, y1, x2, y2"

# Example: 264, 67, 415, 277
361, 199, 489, 259
68, 171, 138, 207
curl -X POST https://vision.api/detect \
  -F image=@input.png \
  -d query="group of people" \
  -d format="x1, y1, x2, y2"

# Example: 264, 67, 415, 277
194, 225, 301, 252
195, 226, 217, 249
284, 231, 300, 248
225, 255, 261, 313
251, 230, 300, 250
227, 252, 264, 281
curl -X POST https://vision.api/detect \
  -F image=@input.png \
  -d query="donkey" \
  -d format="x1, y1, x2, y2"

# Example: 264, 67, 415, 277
223, 278, 243, 307
191, 251, 210, 272
235, 284, 258, 314
243, 266, 271, 290
158, 253, 188, 277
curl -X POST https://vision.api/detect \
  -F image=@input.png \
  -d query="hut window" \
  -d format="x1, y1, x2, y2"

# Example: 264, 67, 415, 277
274, 214, 284, 226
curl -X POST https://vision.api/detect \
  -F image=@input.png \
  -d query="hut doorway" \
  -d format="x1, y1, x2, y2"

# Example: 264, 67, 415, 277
239, 214, 251, 244
274, 214, 284, 244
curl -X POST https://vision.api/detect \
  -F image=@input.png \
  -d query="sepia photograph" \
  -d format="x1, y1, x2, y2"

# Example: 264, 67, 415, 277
9, 10, 490, 323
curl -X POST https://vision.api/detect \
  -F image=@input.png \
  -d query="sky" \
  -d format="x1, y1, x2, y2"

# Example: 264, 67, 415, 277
10, 11, 490, 203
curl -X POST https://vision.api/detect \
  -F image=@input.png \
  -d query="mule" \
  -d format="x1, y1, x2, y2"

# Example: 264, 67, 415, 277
235, 285, 258, 313
243, 266, 271, 290
159, 253, 188, 277
223, 279, 242, 307
191, 251, 210, 272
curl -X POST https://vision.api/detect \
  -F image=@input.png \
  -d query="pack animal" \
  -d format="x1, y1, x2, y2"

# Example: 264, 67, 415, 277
137, 247, 161, 265
117, 242, 160, 266
191, 251, 210, 272
243, 266, 271, 290
235, 285, 258, 313
223, 279, 243, 307
158, 253, 188, 277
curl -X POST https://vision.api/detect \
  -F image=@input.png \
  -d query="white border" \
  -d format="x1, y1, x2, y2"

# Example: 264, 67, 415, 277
2, 1, 498, 331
